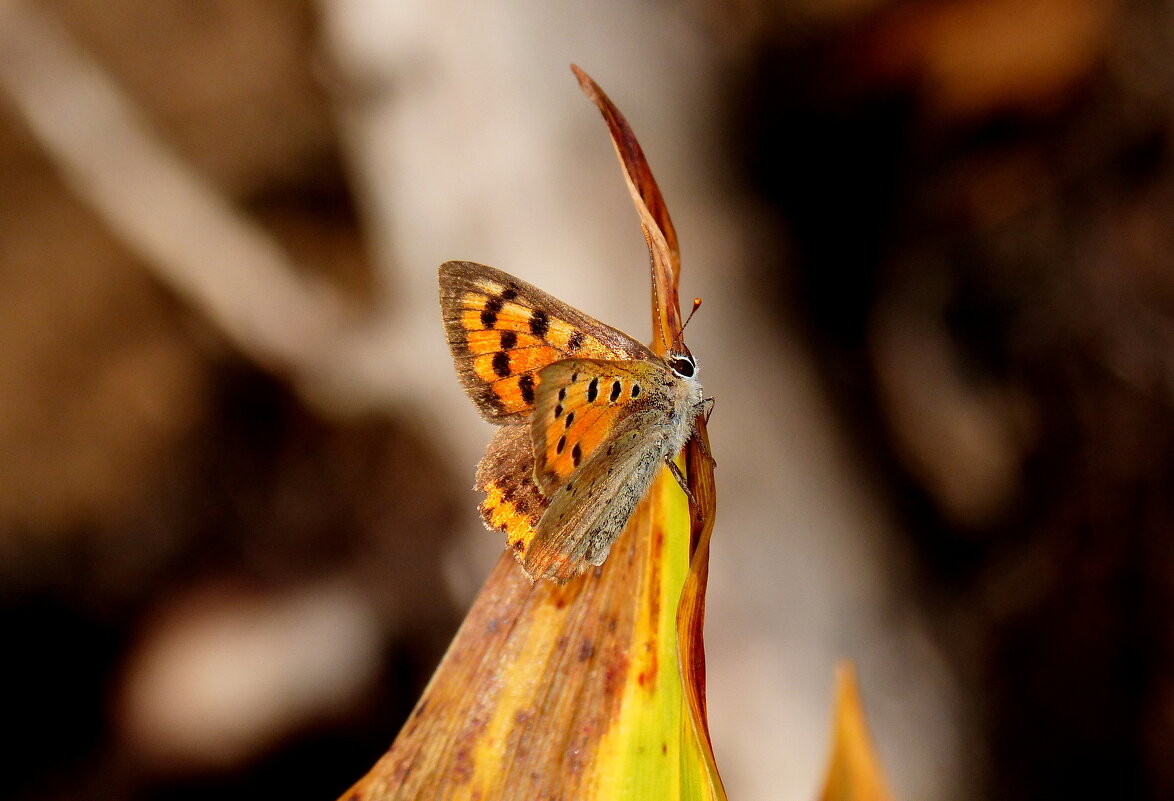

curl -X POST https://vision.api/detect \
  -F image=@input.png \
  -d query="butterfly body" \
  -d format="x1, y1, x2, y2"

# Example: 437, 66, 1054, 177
440, 261, 706, 583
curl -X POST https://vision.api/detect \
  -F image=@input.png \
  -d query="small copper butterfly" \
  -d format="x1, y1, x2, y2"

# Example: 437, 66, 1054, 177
439, 261, 709, 583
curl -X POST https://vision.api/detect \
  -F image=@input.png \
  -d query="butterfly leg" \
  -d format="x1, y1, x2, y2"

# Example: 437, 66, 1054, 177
690, 404, 717, 467
692, 431, 716, 467
666, 458, 697, 505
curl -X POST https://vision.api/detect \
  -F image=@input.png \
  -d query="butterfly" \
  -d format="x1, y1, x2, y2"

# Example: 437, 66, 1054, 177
439, 260, 709, 583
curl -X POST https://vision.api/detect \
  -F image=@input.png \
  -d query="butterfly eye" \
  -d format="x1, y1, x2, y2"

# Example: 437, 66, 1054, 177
669, 356, 695, 377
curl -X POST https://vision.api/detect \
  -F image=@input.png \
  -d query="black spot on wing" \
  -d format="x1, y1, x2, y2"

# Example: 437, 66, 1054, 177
586, 377, 599, 403
565, 411, 575, 429
631, 383, 641, 398
556, 435, 566, 454
481, 295, 504, 328
529, 308, 550, 337
501, 286, 518, 301
499, 330, 517, 350
492, 351, 510, 378
568, 331, 585, 351
571, 443, 582, 467
609, 380, 621, 402
518, 374, 535, 405
554, 403, 563, 419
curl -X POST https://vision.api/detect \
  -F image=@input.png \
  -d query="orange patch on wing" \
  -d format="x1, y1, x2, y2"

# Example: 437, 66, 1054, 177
508, 345, 561, 373
543, 319, 578, 349
544, 402, 620, 480
461, 291, 488, 310
491, 374, 541, 414
461, 309, 488, 333
465, 330, 501, 355
480, 481, 539, 556
472, 353, 503, 383
490, 310, 545, 334
466, 329, 552, 356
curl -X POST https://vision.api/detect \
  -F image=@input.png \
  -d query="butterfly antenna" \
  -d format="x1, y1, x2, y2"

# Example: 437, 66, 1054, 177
671, 297, 702, 351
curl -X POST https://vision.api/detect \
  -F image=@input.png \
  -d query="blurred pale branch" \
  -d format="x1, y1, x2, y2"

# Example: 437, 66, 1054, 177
0, 2, 369, 394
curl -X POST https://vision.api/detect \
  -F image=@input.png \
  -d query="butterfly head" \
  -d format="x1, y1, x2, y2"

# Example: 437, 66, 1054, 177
664, 349, 706, 416
663, 298, 705, 408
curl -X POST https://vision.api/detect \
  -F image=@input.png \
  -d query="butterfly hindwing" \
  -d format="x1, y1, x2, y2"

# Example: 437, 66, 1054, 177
439, 261, 653, 422
474, 424, 549, 558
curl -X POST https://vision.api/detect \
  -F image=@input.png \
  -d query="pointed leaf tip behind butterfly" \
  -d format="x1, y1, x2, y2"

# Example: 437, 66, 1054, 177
439, 261, 652, 421
571, 66, 682, 350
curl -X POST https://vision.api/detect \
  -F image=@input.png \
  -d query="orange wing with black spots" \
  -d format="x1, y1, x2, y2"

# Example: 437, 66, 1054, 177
439, 261, 653, 422
530, 359, 661, 494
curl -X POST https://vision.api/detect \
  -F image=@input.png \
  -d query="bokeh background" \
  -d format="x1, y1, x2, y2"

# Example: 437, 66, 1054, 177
2, 1, 1172, 799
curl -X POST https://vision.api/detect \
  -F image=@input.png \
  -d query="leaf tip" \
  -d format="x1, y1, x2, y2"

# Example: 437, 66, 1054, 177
819, 660, 896, 801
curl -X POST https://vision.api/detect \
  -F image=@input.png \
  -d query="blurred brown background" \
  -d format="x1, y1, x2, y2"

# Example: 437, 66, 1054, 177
1, 1, 1171, 799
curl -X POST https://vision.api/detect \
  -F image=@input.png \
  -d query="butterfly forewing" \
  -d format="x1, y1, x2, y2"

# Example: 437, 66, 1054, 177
530, 358, 662, 495
523, 358, 681, 582
523, 412, 672, 582
439, 261, 652, 421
